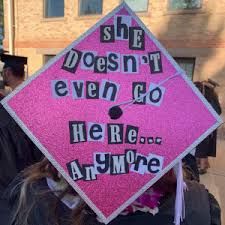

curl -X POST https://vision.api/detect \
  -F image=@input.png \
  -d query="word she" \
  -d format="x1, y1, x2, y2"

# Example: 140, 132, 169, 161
61, 15, 163, 75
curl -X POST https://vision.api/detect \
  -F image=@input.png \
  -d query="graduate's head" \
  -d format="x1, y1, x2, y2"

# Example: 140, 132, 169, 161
11, 158, 86, 225
10, 157, 179, 225
1, 54, 27, 90
194, 81, 204, 93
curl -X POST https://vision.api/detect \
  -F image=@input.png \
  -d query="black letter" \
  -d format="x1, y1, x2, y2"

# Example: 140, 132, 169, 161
125, 149, 136, 164
83, 165, 97, 181
69, 121, 87, 144
148, 51, 162, 74
110, 154, 128, 174
83, 52, 95, 68
129, 27, 145, 50
148, 87, 162, 103
123, 55, 138, 73
116, 16, 129, 39
108, 124, 123, 144
132, 82, 146, 104
62, 49, 82, 74
133, 155, 148, 173
67, 159, 84, 181
95, 153, 110, 174
86, 81, 99, 99
54, 80, 68, 97
100, 25, 115, 43
102, 81, 118, 101
125, 125, 138, 144
72, 81, 84, 98
148, 158, 160, 174
94, 56, 107, 73
108, 53, 119, 72
89, 124, 103, 141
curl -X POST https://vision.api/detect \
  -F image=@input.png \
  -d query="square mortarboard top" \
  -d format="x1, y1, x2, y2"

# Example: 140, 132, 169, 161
0, 54, 27, 70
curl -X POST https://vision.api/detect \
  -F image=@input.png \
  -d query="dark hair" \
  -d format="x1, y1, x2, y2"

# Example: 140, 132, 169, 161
8, 65, 25, 79
194, 81, 204, 93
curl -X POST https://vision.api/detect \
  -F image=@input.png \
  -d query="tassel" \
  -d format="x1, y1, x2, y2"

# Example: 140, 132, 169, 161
173, 161, 186, 225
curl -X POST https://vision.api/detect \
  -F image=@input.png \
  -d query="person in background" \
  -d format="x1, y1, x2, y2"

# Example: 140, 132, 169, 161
1, 54, 27, 91
0, 92, 4, 99
0, 54, 43, 194
3, 158, 221, 225
194, 80, 222, 174
182, 150, 199, 182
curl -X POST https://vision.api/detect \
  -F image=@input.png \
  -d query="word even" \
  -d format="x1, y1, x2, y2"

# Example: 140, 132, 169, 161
51, 79, 165, 105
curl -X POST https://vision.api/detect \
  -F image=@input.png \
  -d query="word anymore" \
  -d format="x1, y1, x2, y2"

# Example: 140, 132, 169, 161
69, 121, 162, 145
67, 150, 164, 181
52, 79, 165, 105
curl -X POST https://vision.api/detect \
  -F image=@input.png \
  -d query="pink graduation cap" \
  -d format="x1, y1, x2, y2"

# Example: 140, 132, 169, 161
1, 2, 222, 224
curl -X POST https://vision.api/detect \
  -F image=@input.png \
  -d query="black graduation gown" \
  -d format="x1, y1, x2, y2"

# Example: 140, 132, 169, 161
0, 100, 43, 193
4, 176, 220, 225
195, 130, 218, 158
195, 86, 222, 158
